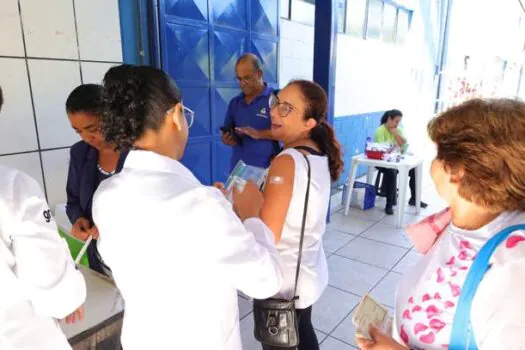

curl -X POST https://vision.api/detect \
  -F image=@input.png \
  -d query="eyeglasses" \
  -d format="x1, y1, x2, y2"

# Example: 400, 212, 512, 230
269, 93, 295, 118
235, 73, 256, 84
183, 105, 194, 128
166, 105, 194, 128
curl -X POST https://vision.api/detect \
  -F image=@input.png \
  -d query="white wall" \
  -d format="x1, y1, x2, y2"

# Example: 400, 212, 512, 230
0, 0, 122, 209
279, 20, 315, 86
279, 1, 440, 152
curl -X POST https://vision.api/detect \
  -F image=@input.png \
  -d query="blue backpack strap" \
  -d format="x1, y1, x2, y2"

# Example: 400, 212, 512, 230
449, 224, 525, 349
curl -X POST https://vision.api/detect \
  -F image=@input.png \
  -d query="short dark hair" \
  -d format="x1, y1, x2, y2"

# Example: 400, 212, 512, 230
236, 53, 262, 73
66, 84, 103, 115
0, 85, 3, 113
428, 98, 525, 212
380, 109, 403, 125
101, 64, 182, 151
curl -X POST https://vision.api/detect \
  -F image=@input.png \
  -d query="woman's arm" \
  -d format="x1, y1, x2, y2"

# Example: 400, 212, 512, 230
65, 147, 85, 225
260, 155, 295, 242
66, 147, 94, 240
9, 171, 86, 319
390, 128, 407, 148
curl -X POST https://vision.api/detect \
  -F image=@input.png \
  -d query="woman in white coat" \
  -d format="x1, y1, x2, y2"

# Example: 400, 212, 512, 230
92, 64, 283, 350
0, 86, 87, 349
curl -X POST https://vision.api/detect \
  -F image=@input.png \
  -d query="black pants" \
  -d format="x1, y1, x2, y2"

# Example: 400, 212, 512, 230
262, 306, 319, 350
379, 168, 416, 208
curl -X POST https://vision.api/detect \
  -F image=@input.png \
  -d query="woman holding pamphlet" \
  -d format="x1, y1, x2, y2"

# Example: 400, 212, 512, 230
92, 64, 283, 350
250, 80, 343, 350
357, 99, 525, 349
65, 84, 128, 276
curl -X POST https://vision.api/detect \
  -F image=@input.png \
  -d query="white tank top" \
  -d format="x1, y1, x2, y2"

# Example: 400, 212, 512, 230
272, 148, 331, 309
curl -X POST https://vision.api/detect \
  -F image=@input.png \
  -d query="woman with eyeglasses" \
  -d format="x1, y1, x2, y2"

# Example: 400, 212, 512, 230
91, 64, 283, 350
65, 84, 129, 276
258, 80, 344, 350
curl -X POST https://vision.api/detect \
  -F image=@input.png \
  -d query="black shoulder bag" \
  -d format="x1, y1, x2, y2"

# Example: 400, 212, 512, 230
253, 147, 312, 347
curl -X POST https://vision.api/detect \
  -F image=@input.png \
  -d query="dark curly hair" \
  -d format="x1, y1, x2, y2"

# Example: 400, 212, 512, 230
288, 80, 343, 182
66, 84, 103, 115
101, 64, 182, 151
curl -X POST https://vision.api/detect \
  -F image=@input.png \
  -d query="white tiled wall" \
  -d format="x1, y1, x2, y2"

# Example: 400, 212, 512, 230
279, 4, 439, 150
279, 14, 437, 117
0, 0, 122, 209
0, 0, 25, 56
279, 20, 315, 87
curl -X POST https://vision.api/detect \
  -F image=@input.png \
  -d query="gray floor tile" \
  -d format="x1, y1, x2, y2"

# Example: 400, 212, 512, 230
240, 313, 260, 350
238, 296, 252, 320
327, 255, 388, 296
312, 286, 361, 334
321, 336, 357, 349
392, 250, 422, 274
316, 329, 328, 344
328, 213, 376, 235
344, 206, 387, 222
324, 228, 355, 254
336, 237, 409, 270
370, 272, 404, 308
238, 291, 250, 300
360, 223, 413, 248
380, 212, 425, 227
331, 313, 359, 348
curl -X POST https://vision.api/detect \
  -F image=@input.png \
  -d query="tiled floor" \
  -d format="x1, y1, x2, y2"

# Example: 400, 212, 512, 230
239, 176, 448, 350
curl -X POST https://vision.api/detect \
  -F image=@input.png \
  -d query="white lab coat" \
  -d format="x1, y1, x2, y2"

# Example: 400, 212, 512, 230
92, 150, 283, 350
0, 165, 87, 350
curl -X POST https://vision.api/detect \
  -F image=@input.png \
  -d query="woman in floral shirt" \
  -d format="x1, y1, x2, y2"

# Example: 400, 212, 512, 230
358, 98, 525, 349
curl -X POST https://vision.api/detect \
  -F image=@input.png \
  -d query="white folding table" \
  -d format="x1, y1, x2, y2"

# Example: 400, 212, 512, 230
343, 154, 424, 228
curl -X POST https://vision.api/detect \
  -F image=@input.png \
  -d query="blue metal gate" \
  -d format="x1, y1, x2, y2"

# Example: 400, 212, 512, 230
153, 0, 279, 184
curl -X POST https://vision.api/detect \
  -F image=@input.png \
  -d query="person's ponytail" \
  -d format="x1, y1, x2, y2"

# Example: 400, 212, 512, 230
310, 120, 343, 182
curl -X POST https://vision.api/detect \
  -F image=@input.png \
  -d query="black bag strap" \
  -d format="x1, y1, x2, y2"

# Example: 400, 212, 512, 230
294, 145, 325, 157
292, 147, 312, 299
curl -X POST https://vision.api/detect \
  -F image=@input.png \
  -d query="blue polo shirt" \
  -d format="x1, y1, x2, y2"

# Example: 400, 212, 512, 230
223, 84, 277, 170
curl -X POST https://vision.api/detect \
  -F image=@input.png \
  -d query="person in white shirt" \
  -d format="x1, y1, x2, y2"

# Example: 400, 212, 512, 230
91, 64, 284, 350
258, 80, 344, 350
357, 98, 525, 350
0, 85, 86, 350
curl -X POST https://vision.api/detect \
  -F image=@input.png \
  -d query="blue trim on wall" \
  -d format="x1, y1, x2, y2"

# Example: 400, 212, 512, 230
313, 0, 338, 222
334, 111, 384, 187
150, 0, 162, 68
118, 0, 151, 65
313, 0, 338, 125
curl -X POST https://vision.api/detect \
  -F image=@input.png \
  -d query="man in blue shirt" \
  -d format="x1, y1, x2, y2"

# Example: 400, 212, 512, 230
221, 54, 279, 170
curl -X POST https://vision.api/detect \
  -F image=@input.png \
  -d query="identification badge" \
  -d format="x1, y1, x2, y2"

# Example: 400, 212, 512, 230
256, 107, 268, 118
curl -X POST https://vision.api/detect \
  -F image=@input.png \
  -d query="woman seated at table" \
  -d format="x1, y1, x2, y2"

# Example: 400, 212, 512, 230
65, 84, 128, 275
374, 109, 427, 215
357, 98, 525, 350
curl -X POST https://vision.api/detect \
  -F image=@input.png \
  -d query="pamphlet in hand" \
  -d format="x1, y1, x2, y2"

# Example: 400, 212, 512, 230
352, 294, 392, 340
224, 160, 268, 200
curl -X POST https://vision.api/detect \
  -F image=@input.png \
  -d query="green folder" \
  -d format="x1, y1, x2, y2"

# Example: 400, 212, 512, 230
58, 228, 90, 267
